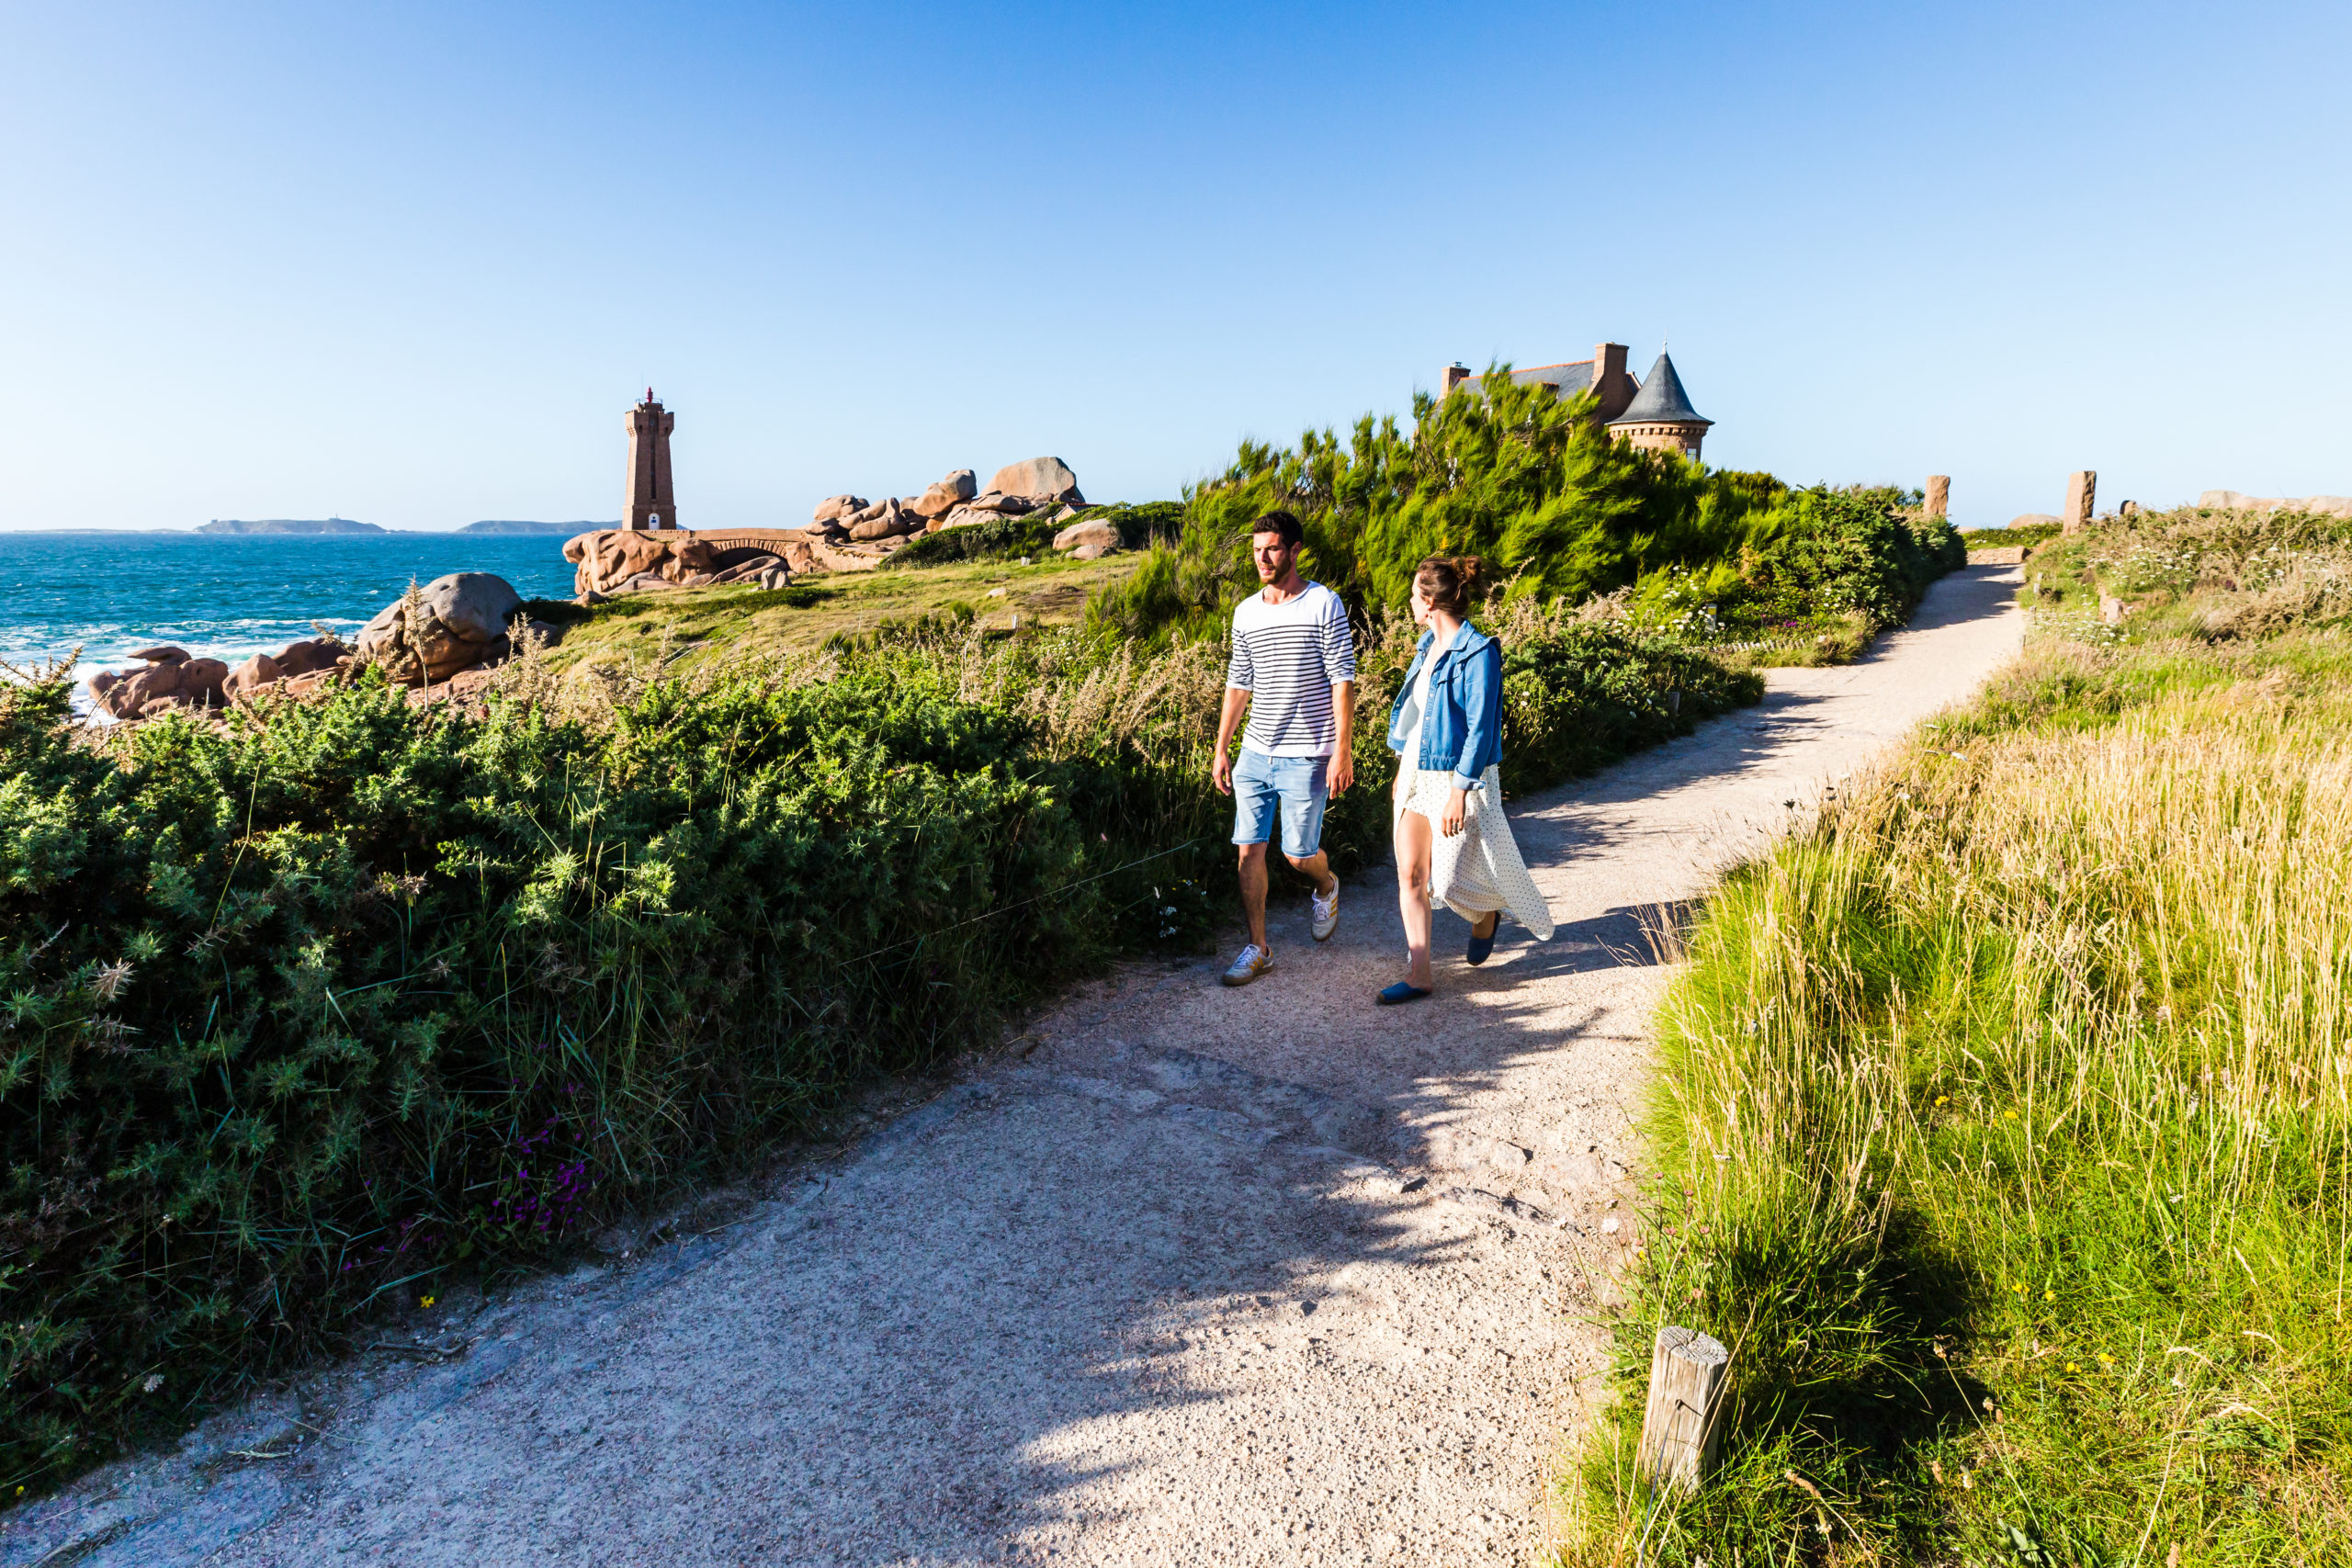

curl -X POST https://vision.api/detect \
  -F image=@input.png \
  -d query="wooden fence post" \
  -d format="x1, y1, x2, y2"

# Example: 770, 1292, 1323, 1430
1636, 1325, 1729, 1494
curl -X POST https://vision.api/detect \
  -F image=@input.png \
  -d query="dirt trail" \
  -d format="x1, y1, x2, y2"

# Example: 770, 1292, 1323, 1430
4, 568, 2022, 1568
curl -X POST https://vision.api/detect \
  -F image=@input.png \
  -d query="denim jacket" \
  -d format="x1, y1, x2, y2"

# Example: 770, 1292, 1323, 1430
1385, 622, 1502, 792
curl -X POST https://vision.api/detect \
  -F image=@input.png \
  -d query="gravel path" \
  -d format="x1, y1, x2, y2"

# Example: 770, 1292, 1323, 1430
3, 567, 2023, 1568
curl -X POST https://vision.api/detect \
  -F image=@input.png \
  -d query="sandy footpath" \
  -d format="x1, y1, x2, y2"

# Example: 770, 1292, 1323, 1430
2, 567, 2022, 1568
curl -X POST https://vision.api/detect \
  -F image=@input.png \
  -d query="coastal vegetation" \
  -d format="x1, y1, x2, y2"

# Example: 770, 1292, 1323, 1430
2, 377, 1964, 1498
1089, 370, 1962, 662
1559, 505, 2352, 1563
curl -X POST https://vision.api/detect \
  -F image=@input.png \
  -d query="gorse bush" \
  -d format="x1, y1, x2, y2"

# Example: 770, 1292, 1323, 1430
0, 660, 1094, 1491
2, 597, 1757, 1493
1559, 512, 2352, 1563
1085, 368, 1961, 649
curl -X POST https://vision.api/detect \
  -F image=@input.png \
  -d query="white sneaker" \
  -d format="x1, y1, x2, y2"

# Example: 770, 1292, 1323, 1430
1311, 880, 1340, 942
1221, 942, 1274, 987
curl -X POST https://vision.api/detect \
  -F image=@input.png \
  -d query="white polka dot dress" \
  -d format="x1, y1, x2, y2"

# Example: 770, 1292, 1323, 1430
1394, 764, 1556, 942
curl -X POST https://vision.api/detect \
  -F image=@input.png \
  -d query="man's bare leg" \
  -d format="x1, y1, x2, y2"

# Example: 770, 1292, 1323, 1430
1238, 841, 1271, 952
1284, 849, 1339, 899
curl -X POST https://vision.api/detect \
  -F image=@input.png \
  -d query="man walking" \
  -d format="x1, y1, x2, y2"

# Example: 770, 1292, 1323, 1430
1211, 510, 1356, 987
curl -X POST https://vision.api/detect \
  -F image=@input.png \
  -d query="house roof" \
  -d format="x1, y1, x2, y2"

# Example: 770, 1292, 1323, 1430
1461, 360, 1595, 398
1608, 352, 1710, 427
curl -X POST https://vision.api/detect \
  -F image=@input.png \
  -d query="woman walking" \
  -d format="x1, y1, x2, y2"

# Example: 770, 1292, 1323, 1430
1377, 558, 1555, 1005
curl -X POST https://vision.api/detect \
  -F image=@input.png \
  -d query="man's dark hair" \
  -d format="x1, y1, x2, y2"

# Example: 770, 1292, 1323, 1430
1250, 510, 1305, 549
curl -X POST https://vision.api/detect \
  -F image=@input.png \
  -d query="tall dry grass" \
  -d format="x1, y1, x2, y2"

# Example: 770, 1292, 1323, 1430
1560, 633, 2352, 1564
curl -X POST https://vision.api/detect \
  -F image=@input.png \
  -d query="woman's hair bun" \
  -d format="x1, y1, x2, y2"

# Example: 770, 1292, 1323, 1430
1414, 555, 1480, 616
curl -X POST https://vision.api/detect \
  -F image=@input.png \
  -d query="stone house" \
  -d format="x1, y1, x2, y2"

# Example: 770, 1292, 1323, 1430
1442, 344, 1713, 458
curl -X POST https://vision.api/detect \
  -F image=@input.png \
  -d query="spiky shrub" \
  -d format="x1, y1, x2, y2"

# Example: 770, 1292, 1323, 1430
1084, 368, 1962, 649
0, 661, 1095, 1490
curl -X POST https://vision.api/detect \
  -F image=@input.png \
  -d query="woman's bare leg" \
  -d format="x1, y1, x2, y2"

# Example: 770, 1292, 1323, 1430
1471, 909, 1498, 939
1395, 807, 1434, 987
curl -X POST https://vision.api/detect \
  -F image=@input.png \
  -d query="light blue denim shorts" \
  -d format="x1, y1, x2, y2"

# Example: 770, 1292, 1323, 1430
1230, 748, 1329, 858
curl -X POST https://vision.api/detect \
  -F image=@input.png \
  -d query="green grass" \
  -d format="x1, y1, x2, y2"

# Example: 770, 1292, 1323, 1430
1555, 507, 2352, 1564
1962, 522, 2063, 550
532, 548, 1137, 679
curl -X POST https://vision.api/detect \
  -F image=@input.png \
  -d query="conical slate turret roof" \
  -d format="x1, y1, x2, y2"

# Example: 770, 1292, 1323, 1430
1608, 352, 1711, 428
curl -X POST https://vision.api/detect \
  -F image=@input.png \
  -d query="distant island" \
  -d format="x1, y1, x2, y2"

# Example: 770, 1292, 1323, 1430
198, 517, 386, 536
457, 520, 617, 536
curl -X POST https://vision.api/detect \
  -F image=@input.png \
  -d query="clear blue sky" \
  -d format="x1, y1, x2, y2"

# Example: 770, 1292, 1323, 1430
4, 1, 2346, 532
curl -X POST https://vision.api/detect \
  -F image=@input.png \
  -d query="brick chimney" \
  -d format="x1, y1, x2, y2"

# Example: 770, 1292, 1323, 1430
1442, 363, 1472, 399
1591, 344, 1633, 421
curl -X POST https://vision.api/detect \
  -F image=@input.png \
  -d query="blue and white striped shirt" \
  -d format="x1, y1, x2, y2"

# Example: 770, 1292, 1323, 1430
1226, 581, 1357, 758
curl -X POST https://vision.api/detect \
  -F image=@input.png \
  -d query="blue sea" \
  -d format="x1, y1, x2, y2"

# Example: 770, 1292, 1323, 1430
0, 532, 581, 711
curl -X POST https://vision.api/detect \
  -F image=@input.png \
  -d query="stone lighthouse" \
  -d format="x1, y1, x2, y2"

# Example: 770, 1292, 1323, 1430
623, 389, 677, 531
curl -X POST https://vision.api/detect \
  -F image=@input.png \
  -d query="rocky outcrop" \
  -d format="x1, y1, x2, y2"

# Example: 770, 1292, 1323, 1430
2198, 491, 2352, 517
563, 530, 804, 596
85, 647, 232, 719
223, 637, 343, 704
355, 573, 525, 684
1052, 519, 1119, 556
803, 459, 1083, 544
86, 634, 356, 719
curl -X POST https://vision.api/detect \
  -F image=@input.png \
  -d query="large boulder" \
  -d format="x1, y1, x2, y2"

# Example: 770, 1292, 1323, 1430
221, 637, 345, 705
707, 553, 789, 587
812, 494, 869, 525
355, 572, 523, 684
910, 469, 978, 520
1053, 518, 1119, 554
223, 652, 283, 703
274, 638, 342, 677
176, 659, 228, 705
910, 486, 961, 520
987, 457, 1083, 504
848, 498, 914, 540
89, 661, 175, 716
129, 646, 191, 665
663, 537, 718, 581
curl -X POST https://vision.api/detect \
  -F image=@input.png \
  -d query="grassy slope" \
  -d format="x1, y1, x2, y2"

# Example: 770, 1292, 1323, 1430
534, 550, 1137, 676
1559, 510, 2352, 1565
